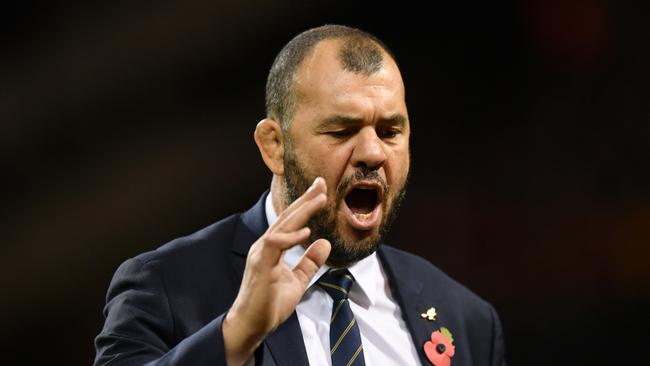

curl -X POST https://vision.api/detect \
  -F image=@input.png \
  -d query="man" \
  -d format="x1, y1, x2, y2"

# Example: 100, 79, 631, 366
94, 25, 506, 366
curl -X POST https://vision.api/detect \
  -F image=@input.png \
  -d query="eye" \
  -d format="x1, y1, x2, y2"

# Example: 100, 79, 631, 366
377, 127, 400, 139
326, 129, 355, 138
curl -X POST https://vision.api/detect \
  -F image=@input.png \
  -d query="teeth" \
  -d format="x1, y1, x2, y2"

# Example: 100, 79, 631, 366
358, 186, 374, 190
353, 212, 372, 220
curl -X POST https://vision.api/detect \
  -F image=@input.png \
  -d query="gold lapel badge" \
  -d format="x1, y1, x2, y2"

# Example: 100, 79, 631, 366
421, 307, 437, 321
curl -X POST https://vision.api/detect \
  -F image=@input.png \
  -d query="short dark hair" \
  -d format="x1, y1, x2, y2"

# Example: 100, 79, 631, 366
265, 24, 395, 131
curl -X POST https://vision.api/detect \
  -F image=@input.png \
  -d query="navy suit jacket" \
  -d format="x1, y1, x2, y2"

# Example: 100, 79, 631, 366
94, 193, 505, 365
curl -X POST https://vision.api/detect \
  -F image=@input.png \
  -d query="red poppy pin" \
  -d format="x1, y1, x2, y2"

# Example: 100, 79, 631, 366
423, 327, 455, 366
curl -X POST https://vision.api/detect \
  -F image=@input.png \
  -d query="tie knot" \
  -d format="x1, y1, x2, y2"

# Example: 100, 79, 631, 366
318, 269, 355, 301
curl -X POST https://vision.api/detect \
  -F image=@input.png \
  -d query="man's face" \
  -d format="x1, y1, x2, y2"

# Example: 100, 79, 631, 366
283, 40, 411, 267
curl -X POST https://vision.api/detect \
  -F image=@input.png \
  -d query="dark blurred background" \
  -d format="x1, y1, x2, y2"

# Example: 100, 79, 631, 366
1, 0, 648, 364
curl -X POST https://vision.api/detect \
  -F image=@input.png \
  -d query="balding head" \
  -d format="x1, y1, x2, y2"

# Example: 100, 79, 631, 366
265, 24, 396, 132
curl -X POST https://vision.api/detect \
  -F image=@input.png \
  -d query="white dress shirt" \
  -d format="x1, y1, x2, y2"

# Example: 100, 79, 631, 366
264, 194, 421, 365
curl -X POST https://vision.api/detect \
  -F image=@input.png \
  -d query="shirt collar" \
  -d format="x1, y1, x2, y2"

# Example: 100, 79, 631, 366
264, 191, 278, 227
266, 193, 378, 307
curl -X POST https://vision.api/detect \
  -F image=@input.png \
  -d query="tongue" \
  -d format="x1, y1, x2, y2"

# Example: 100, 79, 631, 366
345, 189, 376, 214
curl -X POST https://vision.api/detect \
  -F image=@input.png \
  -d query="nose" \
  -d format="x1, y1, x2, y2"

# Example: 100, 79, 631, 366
350, 127, 387, 170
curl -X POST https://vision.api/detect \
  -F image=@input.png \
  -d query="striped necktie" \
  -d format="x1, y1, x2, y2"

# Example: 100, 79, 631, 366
318, 269, 366, 366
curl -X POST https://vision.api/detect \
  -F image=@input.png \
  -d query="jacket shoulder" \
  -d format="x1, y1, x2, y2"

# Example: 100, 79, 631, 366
134, 213, 241, 267
380, 245, 495, 312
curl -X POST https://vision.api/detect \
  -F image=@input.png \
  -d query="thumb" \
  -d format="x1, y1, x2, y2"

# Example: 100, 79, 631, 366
292, 239, 331, 288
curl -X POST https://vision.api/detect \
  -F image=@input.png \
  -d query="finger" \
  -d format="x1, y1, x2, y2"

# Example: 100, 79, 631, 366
258, 227, 311, 267
271, 177, 326, 230
277, 192, 326, 233
274, 177, 325, 226
292, 239, 331, 288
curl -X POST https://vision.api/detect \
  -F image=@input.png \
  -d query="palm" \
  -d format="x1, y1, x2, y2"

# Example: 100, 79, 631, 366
227, 178, 331, 341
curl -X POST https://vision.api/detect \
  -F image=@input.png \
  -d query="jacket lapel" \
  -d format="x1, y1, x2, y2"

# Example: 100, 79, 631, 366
378, 246, 435, 366
230, 192, 309, 365
230, 192, 270, 281
264, 313, 310, 366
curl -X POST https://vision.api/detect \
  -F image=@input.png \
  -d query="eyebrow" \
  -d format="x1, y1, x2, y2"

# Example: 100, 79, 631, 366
318, 113, 407, 128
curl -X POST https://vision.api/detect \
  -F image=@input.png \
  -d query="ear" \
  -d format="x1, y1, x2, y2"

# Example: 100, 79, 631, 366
254, 118, 285, 175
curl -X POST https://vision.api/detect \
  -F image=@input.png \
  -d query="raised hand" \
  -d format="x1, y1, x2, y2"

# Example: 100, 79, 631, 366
222, 177, 331, 365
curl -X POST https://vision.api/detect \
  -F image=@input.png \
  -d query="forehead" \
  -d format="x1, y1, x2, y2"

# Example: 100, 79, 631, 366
292, 39, 406, 116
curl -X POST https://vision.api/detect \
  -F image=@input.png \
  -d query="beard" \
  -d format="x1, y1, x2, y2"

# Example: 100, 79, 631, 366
283, 146, 407, 268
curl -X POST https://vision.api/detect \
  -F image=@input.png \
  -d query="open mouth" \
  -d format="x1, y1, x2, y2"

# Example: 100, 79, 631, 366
342, 182, 382, 229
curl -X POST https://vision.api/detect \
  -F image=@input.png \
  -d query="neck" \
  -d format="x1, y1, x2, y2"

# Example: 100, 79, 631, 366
270, 175, 286, 216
